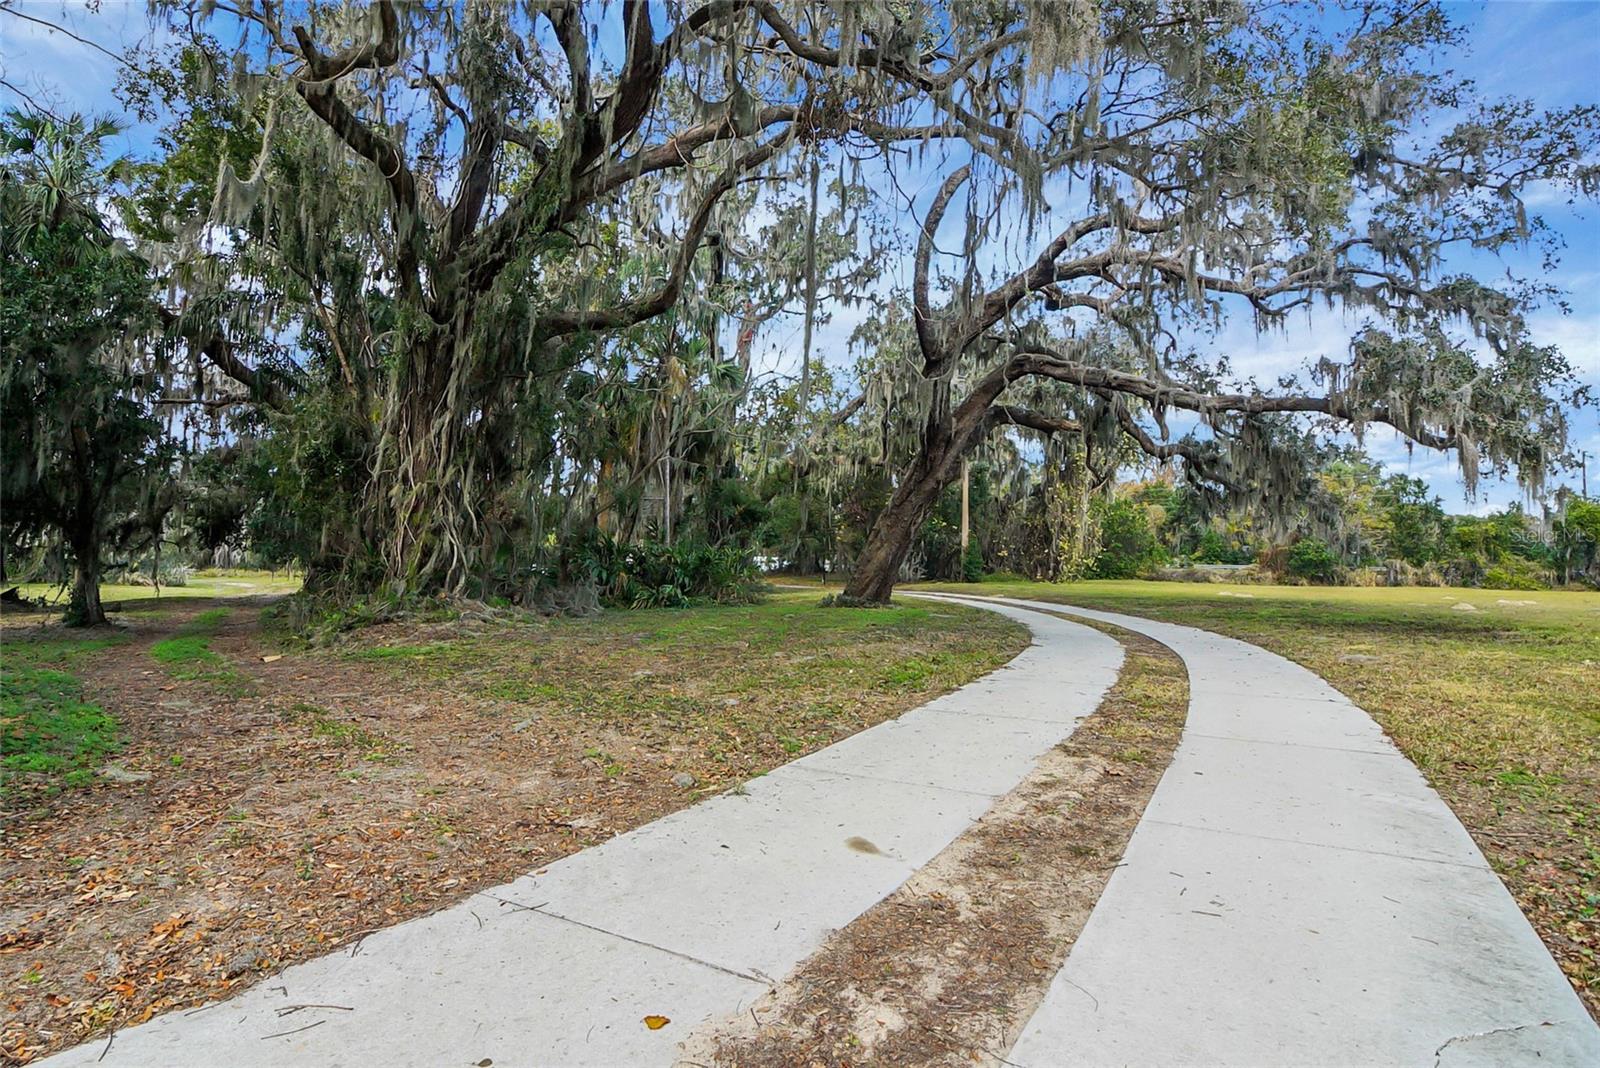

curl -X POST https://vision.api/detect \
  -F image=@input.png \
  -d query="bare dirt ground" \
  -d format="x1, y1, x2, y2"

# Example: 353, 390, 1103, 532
1, 594, 1025, 1064
686, 623, 1187, 1067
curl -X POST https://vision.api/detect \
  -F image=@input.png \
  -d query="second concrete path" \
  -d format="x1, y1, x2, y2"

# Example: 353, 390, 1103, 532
924, 594, 1600, 1068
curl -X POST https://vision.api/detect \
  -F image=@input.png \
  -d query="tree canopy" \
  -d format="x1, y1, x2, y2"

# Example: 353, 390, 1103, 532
1, 112, 172, 624
2, 0, 1595, 617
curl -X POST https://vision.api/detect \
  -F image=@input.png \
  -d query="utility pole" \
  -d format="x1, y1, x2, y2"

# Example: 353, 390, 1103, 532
960, 460, 971, 556
662, 456, 672, 543
794, 155, 821, 570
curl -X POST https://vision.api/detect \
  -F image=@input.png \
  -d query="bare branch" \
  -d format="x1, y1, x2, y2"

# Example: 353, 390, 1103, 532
988, 405, 1081, 437
914, 166, 969, 371
1016, 344, 1459, 451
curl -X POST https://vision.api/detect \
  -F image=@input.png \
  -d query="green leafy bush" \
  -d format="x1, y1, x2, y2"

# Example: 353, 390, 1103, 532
1481, 560, 1551, 590
961, 541, 985, 582
1091, 498, 1167, 578
1286, 537, 1338, 583
560, 534, 763, 608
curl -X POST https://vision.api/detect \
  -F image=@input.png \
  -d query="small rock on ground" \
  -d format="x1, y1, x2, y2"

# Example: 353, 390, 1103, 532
672, 773, 697, 789
98, 765, 152, 784
224, 948, 266, 978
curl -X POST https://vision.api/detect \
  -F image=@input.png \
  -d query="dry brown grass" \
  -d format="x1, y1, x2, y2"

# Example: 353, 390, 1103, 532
0, 593, 1026, 1064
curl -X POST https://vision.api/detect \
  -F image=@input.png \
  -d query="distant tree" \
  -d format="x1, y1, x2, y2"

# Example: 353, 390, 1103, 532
1315, 457, 1387, 564
1552, 498, 1600, 586
1447, 506, 1552, 587
841, 0, 1596, 601
0, 112, 169, 625
1374, 476, 1449, 566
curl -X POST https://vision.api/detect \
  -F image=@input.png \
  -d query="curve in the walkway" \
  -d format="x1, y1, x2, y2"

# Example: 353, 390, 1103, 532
37, 601, 1122, 1067
923, 593, 1600, 1068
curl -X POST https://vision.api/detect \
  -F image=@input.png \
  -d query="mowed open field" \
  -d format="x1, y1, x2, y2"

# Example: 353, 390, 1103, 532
914, 578, 1600, 1018
8, 571, 303, 607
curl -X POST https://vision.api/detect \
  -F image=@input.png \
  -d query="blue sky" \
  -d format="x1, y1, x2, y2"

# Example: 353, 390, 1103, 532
3, 0, 1596, 512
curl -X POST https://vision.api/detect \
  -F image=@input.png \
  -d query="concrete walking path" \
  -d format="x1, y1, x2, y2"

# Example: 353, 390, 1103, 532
925, 594, 1600, 1067
38, 602, 1122, 1067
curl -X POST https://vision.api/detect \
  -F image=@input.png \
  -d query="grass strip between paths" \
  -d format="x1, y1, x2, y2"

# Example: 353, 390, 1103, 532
147, 608, 251, 695
915, 579, 1600, 1021
690, 620, 1187, 1067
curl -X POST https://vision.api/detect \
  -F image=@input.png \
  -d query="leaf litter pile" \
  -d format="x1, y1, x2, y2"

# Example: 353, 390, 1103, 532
0, 593, 1026, 1064
685, 621, 1188, 1067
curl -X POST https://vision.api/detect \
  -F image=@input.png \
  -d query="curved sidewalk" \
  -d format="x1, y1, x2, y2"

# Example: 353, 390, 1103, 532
37, 601, 1121, 1067
927, 594, 1600, 1067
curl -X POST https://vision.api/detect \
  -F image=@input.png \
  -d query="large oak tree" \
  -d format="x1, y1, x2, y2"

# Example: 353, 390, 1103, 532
147, 0, 1053, 596
837, 0, 1596, 601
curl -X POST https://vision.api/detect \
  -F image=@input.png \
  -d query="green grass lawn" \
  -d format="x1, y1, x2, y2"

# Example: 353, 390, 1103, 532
913, 577, 1600, 1014
1, 637, 126, 793
335, 593, 1030, 781
9, 569, 301, 607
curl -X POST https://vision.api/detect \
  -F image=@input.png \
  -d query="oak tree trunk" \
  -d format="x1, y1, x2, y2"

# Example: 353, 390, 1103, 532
844, 372, 1008, 603
368, 331, 476, 596
843, 459, 952, 602
66, 528, 106, 627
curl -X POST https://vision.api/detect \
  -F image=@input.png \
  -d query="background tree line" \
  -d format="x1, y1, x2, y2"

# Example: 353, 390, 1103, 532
931, 450, 1600, 590
3, 0, 1597, 625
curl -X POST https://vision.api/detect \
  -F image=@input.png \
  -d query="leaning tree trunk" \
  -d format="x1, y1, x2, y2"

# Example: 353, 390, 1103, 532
843, 375, 1005, 604
843, 457, 954, 602
66, 528, 106, 628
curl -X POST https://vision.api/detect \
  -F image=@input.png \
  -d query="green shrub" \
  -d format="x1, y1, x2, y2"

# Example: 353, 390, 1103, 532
961, 541, 985, 583
1481, 558, 1551, 590
1092, 498, 1167, 578
1286, 537, 1338, 583
1193, 527, 1253, 565
980, 570, 1029, 584
561, 534, 763, 608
